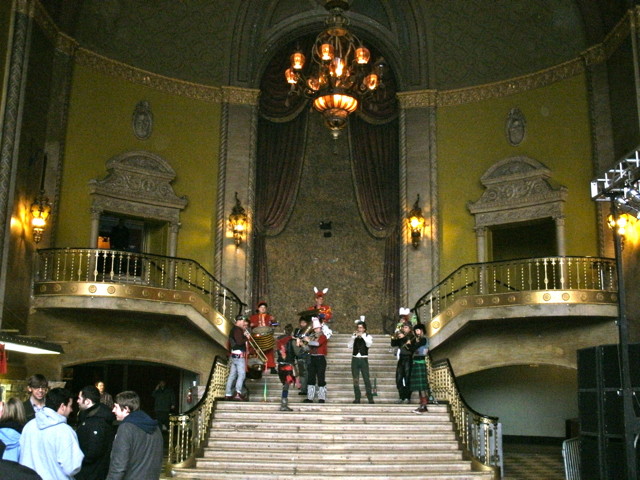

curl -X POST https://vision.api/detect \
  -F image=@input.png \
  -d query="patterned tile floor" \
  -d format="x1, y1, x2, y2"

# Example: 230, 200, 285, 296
503, 444, 566, 480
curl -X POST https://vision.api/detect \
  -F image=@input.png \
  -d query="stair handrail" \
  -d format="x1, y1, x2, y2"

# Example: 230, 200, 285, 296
167, 355, 228, 468
428, 356, 503, 476
415, 256, 616, 324
33, 247, 246, 319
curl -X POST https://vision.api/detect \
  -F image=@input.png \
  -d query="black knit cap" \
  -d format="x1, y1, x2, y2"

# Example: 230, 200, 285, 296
413, 323, 426, 333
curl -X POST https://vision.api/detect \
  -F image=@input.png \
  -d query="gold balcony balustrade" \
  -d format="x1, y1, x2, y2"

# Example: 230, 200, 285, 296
168, 355, 228, 468
33, 248, 245, 335
429, 357, 502, 477
414, 256, 618, 346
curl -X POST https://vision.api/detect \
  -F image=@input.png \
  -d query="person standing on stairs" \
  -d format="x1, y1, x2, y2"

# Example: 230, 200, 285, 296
249, 301, 279, 373
303, 318, 329, 404
293, 317, 311, 396
391, 322, 414, 404
276, 324, 297, 411
225, 315, 251, 401
347, 317, 375, 404
407, 324, 433, 414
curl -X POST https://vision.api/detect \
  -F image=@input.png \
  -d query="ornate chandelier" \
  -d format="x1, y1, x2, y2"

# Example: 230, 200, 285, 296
285, 0, 384, 138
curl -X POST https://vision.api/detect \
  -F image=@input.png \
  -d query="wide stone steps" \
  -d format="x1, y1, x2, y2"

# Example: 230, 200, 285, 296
170, 335, 495, 479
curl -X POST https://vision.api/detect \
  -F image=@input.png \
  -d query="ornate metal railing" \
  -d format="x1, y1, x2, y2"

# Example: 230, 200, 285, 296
34, 248, 244, 319
429, 357, 503, 477
167, 356, 228, 468
415, 256, 617, 324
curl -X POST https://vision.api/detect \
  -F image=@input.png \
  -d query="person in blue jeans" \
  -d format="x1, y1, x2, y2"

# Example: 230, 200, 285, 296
225, 315, 251, 401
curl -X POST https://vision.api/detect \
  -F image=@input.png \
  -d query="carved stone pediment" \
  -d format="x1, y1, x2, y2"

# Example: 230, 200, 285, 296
468, 156, 567, 228
89, 151, 188, 222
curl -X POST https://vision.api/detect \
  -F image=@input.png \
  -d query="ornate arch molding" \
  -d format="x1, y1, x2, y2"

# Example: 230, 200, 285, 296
88, 151, 188, 255
228, 0, 429, 90
467, 156, 568, 261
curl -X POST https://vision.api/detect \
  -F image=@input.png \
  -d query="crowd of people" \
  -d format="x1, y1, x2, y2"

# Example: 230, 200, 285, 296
0, 374, 167, 480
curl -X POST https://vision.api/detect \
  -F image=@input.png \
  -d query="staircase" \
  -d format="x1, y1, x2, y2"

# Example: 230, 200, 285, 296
170, 334, 497, 479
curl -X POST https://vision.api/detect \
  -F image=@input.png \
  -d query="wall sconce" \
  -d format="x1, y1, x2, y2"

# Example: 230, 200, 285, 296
228, 192, 248, 246
407, 194, 425, 249
607, 212, 632, 249
30, 154, 51, 244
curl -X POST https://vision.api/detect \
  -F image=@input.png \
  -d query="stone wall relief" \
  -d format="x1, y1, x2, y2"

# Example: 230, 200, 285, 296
132, 100, 153, 140
506, 107, 526, 146
468, 156, 567, 262
88, 151, 188, 256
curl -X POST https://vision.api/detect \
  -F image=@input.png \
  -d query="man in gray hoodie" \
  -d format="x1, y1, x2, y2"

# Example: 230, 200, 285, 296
106, 391, 163, 480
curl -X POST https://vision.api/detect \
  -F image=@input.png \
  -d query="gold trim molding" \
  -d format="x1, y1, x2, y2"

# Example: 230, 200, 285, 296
427, 289, 618, 338
18, 0, 640, 107
34, 281, 231, 336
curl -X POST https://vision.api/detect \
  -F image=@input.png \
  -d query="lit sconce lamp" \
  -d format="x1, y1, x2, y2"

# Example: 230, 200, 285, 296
228, 192, 248, 246
407, 194, 425, 249
30, 154, 51, 244
607, 212, 632, 249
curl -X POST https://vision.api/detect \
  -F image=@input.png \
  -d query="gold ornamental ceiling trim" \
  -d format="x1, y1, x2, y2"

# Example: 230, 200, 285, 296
18, 0, 638, 107
75, 49, 223, 103
427, 289, 618, 338
34, 281, 231, 336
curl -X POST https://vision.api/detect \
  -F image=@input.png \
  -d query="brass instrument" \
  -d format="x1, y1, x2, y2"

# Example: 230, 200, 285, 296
244, 328, 268, 366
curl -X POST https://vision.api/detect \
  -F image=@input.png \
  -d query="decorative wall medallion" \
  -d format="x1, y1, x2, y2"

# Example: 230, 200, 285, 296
543, 293, 551, 301
53, 284, 62, 292
107, 286, 116, 294
88, 285, 97, 293
506, 108, 526, 146
492, 296, 500, 304
508, 295, 516, 303
431, 320, 441, 330
561, 292, 570, 301
132, 101, 153, 140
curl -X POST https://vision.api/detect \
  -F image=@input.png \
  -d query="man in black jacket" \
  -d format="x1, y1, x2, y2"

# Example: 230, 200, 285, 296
76, 385, 116, 480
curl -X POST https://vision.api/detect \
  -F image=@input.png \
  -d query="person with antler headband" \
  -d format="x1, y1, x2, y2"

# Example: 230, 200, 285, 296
308, 287, 333, 339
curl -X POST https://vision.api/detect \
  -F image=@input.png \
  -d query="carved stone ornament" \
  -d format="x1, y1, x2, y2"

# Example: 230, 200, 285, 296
506, 107, 526, 146
89, 151, 188, 223
468, 156, 567, 229
132, 100, 153, 140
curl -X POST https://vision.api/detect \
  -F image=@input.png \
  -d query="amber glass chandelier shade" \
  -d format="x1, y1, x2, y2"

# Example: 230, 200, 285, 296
313, 93, 358, 114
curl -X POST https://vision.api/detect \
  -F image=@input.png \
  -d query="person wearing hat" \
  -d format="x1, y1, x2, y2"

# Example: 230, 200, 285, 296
303, 318, 329, 403
293, 317, 311, 396
249, 301, 278, 373
406, 323, 432, 413
347, 317, 374, 404
308, 287, 333, 339
225, 315, 251, 401
391, 322, 414, 403
275, 324, 297, 411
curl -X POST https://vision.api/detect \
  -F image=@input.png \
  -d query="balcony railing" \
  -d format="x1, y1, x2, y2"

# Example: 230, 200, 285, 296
414, 256, 617, 330
34, 248, 245, 320
429, 357, 502, 477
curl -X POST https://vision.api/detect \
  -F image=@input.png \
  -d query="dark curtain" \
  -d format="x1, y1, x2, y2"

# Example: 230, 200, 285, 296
254, 39, 400, 311
349, 115, 401, 316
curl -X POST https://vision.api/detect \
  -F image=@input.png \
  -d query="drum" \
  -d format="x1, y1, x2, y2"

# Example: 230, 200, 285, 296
251, 326, 275, 351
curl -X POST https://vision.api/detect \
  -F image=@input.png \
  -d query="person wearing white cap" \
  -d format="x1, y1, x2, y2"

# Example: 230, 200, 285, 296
347, 317, 374, 404
303, 318, 329, 403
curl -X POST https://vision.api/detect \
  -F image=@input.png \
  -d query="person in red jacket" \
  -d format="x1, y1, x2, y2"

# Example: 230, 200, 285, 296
308, 287, 333, 339
249, 302, 278, 373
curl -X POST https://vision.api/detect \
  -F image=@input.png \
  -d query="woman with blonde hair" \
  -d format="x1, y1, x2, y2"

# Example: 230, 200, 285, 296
0, 397, 27, 461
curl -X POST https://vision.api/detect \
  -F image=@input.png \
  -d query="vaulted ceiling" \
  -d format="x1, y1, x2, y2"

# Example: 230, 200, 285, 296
42, 0, 633, 90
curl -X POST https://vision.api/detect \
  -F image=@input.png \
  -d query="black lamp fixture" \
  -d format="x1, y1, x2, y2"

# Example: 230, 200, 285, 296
30, 154, 51, 244
407, 194, 425, 249
285, 0, 384, 139
228, 192, 248, 246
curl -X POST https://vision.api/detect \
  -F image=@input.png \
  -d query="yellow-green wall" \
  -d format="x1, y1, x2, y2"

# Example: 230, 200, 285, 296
60, 65, 221, 271
437, 74, 597, 275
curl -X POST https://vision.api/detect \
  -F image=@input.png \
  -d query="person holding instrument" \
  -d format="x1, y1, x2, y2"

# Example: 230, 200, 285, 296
390, 322, 414, 403
347, 317, 374, 404
406, 324, 433, 414
249, 301, 278, 373
225, 315, 251, 401
303, 318, 329, 404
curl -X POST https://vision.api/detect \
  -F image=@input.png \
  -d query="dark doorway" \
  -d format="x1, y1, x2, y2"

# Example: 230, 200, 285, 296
491, 218, 557, 261
65, 360, 198, 421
